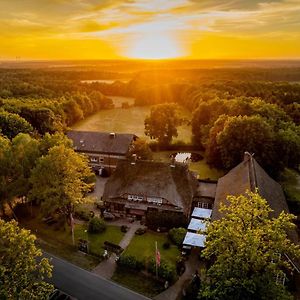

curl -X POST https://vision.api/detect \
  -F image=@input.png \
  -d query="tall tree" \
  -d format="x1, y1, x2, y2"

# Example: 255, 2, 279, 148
0, 111, 33, 139
144, 103, 183, 146
128, 138, 153, 160
0, 219, 53, 300
29, 145, 94, 221
200, 191, 300, 300
206, 115, 276, 172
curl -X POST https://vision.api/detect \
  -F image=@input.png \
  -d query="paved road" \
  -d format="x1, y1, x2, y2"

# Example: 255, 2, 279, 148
44, 252, 150, 300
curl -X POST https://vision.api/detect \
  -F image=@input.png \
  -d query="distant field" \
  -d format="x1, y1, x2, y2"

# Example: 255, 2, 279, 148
73, 97, 192, 143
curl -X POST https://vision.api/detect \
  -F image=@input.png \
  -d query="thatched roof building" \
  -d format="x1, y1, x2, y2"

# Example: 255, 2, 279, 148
212, 152, 289, 221
103, 160, 198, 216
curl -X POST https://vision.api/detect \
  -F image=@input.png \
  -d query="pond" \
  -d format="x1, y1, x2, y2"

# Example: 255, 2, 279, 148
171, 152, 203, 163
80, 79, 129, 84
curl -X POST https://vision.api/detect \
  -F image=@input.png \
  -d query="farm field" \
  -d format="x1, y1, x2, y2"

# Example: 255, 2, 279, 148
72, 97, 192, 143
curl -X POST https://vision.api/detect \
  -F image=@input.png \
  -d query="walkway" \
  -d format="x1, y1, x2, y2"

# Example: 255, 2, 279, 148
92, 220, 144, 279
154, 249, 202, 300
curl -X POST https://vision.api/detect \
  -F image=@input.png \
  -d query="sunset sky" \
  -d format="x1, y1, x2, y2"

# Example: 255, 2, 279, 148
0, 0, 300, 60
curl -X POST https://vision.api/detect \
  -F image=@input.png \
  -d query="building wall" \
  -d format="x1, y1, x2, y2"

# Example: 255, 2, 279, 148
77, 151, 126, 173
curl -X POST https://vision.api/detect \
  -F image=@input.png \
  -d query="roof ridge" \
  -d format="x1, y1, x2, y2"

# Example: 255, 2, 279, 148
249, 155, 258, 191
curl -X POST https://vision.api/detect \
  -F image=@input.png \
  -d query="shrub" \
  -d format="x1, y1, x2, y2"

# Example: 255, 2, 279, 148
88, 217, 106, 233
148, 258, 177, 283
117, 255, 144, 271
74, 208, 91, 221
146, 211, 187, 230
121, 225, 129, 233
163, 242, 170, 249
168, 227, 187, 246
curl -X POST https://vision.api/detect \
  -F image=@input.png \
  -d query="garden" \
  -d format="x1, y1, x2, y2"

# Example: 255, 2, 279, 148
18, 209, 124, 270
112, 227, 187, 297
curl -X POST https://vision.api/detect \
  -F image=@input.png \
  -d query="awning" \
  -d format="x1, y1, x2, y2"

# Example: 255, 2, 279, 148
191, 207, 212, 219
188, 218, 207, 232
183, 232, 206, 248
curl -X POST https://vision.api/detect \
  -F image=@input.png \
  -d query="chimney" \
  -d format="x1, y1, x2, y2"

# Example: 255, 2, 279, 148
244, 151, 254, 162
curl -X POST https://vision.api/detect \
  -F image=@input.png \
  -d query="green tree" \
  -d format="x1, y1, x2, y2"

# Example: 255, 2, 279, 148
200, 191, 300, 300
29, 145, 94, 222
0, 219, 53, 300
128, 138, 153, 160
0, 135, 14, 215
11, 134, 40, 199
39, 132, 72, 155
144, 103, 183, 146
0, 111, 33, 139
206, 115, 276, 171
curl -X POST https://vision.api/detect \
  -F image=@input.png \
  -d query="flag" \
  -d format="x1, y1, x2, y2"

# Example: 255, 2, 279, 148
156, 248, 161, 267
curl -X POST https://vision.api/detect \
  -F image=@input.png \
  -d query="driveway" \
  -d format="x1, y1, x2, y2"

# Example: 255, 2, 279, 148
44, 252, 150, 300
89, 176, 109, 200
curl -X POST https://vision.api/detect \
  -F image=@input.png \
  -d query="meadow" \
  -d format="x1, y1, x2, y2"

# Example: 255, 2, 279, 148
73, 96, 192, 143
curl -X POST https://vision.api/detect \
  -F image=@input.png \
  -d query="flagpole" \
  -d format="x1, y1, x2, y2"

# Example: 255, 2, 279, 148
71, 212, 75, 246
155, 241, 158, 279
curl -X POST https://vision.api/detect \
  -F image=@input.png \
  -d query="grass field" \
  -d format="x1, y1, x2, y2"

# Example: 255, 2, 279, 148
19, 215, 123, 269
112, 267, 164, 298
123, 231, 180, 265
75, 224, 124, 257
73, 98, 192, 143
152, 151, 224, 180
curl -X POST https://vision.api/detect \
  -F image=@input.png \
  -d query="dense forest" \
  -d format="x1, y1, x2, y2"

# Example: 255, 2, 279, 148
0, 64, 299, 179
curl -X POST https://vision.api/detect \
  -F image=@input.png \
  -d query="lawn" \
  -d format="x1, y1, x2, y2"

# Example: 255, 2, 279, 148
152, 151, 224, 180
112, 267, 165, 298
72, 102, 192, 143
124, 231, 180, 265
74, 224, 124, 257
19, 214, 124, 270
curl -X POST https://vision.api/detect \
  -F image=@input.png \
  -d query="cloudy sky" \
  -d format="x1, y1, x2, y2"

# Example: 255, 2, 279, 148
0, 0, 299, 59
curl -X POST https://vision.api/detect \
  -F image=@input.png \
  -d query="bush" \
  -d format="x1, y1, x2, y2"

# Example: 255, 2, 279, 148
148, 258, 177, 283
163, 242, 170, 249
121, 225, 129, 232
117, 255, 144, 271
146, 211, 187, 230
88, 217, 106, 233
168, 228, 187, 246
74, 208, 91, 221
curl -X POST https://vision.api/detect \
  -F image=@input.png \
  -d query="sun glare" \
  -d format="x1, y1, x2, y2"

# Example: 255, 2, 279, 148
127, 33, 182, 60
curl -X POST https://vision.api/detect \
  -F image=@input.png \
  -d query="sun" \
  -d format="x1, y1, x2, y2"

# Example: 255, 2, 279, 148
126, 33, 182, 60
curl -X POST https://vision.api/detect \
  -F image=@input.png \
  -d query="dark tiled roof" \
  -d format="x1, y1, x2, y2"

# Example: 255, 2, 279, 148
67, 131, 136, 155
103, 160, 198, 215
212, 153, 289, 221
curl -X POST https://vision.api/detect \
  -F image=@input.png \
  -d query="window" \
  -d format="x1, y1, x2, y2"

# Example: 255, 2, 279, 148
197, 202, 211, 209
128, 194, 143, 201
90, 157, 98, 163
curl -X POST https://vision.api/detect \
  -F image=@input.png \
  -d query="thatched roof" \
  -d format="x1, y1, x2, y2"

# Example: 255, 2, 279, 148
103, 160, 198, 215
67, 131, 136, 155
212, 152, 289, 221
